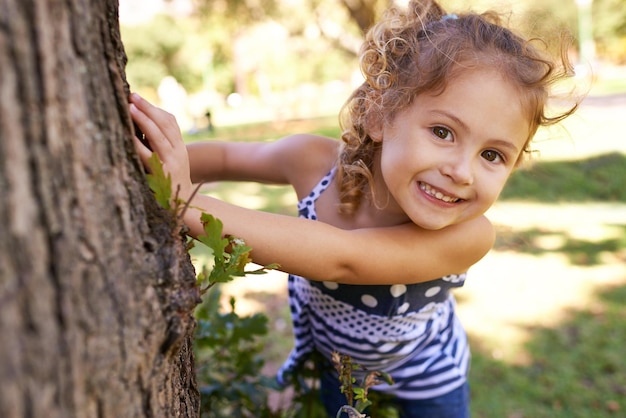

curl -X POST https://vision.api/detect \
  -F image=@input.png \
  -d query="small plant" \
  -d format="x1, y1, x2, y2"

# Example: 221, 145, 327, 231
194, 288, 284, 417
195, 213, 278, 293
332, 352, 394, 418
192, 209, 283, 416
192, 214, 285, 417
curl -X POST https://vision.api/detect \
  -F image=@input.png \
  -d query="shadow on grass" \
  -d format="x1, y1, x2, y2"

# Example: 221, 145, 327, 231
493, 224, 626, 266
470, 282, 626, 418
501, 152, 626, 203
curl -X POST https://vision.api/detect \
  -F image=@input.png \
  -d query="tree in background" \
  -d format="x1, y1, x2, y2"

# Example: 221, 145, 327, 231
122, 15, 198, 94
593, 0, 626, 63
497, 0, 626, 64
123, 0, 369, 98
123, 0, 626, 107
0, 1, 200, 416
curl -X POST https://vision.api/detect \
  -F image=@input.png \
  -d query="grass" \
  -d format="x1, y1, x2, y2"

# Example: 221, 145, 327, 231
501, 152, 626, 202
493, 224, 626, 266
470, 283, 626, 417
189, 79, 626, 417
185, 115, 339, 144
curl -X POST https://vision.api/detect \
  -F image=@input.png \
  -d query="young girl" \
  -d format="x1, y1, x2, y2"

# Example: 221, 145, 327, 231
130, 0, 576, 415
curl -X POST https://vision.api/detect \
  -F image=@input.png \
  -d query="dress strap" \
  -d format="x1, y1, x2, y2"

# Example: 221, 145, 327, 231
296, 166, 337, 221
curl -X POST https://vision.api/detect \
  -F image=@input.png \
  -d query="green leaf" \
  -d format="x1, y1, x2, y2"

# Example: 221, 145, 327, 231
197, 213, 229, 262
355, 399, 372, 413
196, 213, 277, 288
353, 387, 366, 401
145, 153, 172, 210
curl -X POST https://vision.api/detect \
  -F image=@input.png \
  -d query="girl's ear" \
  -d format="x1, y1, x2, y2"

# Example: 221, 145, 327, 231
367, 114, 384, 143
370, 126, 383, 142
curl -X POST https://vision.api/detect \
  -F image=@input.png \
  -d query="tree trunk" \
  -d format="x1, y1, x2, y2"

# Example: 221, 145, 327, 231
0, 1, 200, 417
339, 0, 380, 34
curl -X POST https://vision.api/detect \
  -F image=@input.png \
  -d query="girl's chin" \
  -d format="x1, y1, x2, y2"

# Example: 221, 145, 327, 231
413, 218, 456, 231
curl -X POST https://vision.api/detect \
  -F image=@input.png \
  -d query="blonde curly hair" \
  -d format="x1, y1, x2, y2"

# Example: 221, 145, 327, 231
336, 0, 577, 215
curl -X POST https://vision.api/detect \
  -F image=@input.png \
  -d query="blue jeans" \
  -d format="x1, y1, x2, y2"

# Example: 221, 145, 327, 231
320, 369, 470, 418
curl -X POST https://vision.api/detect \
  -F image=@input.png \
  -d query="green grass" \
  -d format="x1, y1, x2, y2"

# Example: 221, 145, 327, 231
493, 224, 626, 266
470, 283, 626, 418
501, 152, 626, 202
184, 115, 340, 144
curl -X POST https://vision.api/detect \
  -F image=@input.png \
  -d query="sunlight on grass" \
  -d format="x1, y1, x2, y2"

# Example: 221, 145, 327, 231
212, 182, 272, 210
456, 201, 626, 366
200, 181, 298, 215
568, 223, 624, 244
459, 251, 625, 363
470, 282, 626, 417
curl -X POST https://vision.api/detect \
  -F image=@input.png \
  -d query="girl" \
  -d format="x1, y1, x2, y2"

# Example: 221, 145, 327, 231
130, 0, 576, 416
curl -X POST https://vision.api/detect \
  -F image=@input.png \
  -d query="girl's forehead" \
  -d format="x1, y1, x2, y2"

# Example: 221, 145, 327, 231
429, 68, 520, 101
443, 62, 537, 119
413, 69, 531, 147
428, 67, 531, 117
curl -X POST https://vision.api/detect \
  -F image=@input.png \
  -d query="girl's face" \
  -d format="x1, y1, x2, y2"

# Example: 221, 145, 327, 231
376, 68, 530, 230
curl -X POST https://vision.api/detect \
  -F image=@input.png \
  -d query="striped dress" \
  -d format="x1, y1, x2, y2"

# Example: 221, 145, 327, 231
277, 167, 470, 400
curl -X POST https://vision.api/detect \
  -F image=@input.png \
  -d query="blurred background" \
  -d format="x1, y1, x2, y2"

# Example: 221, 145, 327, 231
120, 1, 626, 416
119, 0, 625, 132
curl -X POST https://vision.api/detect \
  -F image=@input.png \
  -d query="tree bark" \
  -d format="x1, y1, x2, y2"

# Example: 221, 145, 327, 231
0, 0, 200, 417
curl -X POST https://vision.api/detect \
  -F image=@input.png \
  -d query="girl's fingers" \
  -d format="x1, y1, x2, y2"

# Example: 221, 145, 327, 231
130, 93, 183, 148
129, 102, 169, 154
133, 136, 153, 171
129, 93, 193, 200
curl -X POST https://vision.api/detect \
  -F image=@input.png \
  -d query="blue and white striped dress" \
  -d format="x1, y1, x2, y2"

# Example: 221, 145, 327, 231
277, 167, 470, 400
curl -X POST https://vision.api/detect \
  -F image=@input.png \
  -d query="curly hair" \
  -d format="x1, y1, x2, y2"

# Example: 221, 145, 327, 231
336, 0, 577, 215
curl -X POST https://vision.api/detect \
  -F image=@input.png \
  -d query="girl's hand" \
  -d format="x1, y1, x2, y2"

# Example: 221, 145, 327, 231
129, 93, 194, 202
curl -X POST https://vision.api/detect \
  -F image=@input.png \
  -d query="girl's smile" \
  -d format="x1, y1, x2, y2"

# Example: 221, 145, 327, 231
418, 182, 463, 204
375, 68, 530, 230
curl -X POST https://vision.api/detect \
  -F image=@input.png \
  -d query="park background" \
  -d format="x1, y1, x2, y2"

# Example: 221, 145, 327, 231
120, 0, 626, 416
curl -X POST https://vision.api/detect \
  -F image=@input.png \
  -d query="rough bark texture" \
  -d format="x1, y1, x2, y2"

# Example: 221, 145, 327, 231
0, 0, 200, 417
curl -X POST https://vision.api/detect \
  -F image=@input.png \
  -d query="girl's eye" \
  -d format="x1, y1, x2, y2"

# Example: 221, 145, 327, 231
481, 149, 504, 163
432, 126, 452, 141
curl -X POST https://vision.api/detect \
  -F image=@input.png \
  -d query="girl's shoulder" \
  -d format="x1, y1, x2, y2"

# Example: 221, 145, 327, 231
278, 134, 340, 199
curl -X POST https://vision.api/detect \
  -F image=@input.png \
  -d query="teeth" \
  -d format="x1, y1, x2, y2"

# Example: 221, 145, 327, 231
420, 182, 460, 203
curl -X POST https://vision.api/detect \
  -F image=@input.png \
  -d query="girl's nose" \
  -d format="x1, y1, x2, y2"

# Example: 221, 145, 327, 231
441, 154, 474, 185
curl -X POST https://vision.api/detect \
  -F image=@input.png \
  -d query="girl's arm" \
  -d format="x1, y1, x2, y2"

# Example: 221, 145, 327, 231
185, 134, 337, 190
130, 94, 494, 285
176, 195, 493, 284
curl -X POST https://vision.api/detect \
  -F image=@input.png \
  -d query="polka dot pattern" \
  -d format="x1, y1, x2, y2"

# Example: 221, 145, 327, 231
361, 294, 378, 308
293, 276, 449, 341
397, 302, 410, 315
296, 167, 336, 221
310, 273, 465, 317
424, 286, 441, 297
390, 284, 407, 297
323, 281, 339, 290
